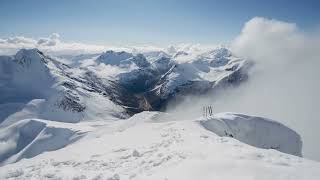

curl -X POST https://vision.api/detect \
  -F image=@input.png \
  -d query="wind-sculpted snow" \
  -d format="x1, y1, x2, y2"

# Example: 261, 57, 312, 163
0, 111, 318, 180
0, 118, 92, 166
200, 112, 302, 156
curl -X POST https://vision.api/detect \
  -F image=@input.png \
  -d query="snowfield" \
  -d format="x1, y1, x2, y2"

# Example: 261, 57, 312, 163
0, 112, 319, 180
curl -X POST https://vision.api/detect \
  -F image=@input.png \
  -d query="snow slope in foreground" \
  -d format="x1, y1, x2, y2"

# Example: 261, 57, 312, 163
0, 112, 319, 180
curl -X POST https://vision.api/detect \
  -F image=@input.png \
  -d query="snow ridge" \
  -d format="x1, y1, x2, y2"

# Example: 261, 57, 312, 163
200, 112, 302, 156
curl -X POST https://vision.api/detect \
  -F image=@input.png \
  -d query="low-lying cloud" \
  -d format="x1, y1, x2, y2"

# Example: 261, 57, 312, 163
0, 33, 216, 57
229, 17, 320, 161
167, 17, 320, 161
37, 33, 60, 46
0, 33, 108, 56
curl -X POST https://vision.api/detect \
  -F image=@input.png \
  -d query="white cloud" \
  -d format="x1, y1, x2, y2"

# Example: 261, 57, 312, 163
166, 17, 320, 161
0, 33, 218, 57
0, 36, 36, 55
37, 33, 60, 46
231, 17, 313, 67
6, 36, 37, 45
227, 17, 320, 161
0, 33, 114, 56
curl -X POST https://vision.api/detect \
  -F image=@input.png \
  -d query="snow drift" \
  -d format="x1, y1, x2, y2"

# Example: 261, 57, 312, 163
200, 112, 302, 156
0, 118, 92, 165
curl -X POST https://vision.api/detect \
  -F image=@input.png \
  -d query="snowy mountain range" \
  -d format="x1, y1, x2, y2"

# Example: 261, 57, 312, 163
0, 47, 319, 179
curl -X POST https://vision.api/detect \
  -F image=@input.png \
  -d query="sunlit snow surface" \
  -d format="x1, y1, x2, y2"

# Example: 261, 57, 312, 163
0, 112, 319, 180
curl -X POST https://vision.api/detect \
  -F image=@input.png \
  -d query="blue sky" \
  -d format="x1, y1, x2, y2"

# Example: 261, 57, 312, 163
0, 0, 319, 46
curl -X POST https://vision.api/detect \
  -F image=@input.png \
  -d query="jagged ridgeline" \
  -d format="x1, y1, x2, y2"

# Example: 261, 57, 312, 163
0, 47, 250, 123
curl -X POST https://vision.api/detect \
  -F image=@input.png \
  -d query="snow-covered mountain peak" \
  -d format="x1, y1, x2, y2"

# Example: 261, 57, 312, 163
14, 48, 48, 67
173, 51, 189, 58
125, 53, 150, 67
96, 50, 151, 68
205, 46, 232, 58
153, 56, 172, 65
141, 50, 170, 61
152, 56, 175, 73
96, 50, 133, 66
192, 47, 234, 67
